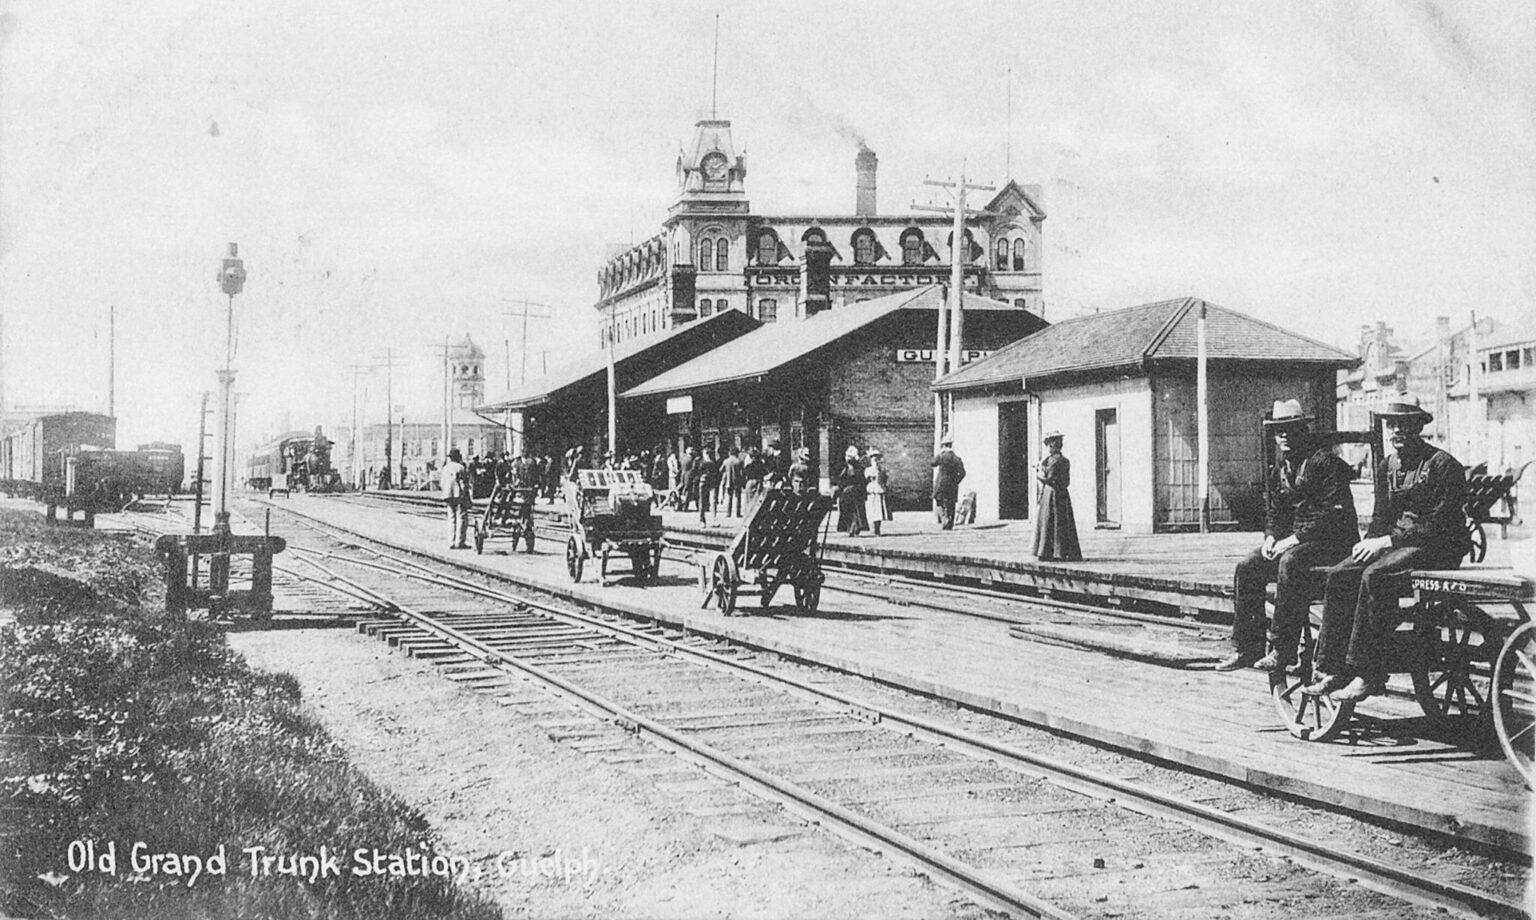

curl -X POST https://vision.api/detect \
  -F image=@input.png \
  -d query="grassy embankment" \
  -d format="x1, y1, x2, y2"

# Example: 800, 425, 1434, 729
0, 509, 502, 920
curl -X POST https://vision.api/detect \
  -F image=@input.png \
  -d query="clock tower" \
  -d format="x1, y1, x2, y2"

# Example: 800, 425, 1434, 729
669, 118, 749, 219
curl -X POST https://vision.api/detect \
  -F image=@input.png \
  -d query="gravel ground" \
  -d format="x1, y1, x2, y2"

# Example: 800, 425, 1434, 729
230, 622, 1004, 920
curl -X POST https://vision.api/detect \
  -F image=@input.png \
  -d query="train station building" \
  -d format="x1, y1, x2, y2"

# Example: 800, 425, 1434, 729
622, 286, 1048, 505
932, 297, 1357, 532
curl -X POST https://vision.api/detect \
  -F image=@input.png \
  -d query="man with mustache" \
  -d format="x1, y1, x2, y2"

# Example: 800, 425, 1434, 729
1306, 398, 1468, 702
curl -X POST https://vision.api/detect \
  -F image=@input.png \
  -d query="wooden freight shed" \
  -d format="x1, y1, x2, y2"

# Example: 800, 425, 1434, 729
621, 285, 1048, 507
934, 297, 1358, 532
477, 309, 759, 458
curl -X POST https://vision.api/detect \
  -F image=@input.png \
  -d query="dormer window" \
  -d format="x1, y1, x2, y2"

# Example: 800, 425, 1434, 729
852, 229, 877, 266
901, 229, 924, 266
756, 230, 779, 266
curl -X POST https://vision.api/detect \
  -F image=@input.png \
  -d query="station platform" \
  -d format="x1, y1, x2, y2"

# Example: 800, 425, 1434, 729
253, 495, 1530, 857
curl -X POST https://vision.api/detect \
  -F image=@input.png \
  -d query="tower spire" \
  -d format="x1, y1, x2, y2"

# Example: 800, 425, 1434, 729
711, 13, 720, 118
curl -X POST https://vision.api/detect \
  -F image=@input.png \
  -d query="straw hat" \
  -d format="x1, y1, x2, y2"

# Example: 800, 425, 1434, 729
1262, 398, 1314, 428
1376, 396, 1434, 424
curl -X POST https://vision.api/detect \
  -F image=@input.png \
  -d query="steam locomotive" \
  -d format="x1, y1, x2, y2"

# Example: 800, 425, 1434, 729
246, 429, 340, 493
0, 412, 185, 525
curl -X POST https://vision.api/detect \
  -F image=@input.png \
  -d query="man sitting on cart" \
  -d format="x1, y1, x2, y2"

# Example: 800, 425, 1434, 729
1217, 399, 1358, 672
1306, 398, 1468, 702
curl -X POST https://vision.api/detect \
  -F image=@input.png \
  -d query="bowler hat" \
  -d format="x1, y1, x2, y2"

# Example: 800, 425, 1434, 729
1377, 396, 1433, 424
1262, 399, 1314, 427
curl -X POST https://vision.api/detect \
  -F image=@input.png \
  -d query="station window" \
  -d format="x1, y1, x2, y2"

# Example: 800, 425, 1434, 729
1507, 349, 1521, 370
1489, 352, 1504, 372
758, 298, 778, 323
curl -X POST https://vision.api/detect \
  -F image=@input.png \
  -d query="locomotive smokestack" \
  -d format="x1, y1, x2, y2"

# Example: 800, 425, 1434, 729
855, 144, 877, 217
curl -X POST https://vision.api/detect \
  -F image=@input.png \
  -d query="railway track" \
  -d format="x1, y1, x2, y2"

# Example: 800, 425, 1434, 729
258, 502, 1527, 920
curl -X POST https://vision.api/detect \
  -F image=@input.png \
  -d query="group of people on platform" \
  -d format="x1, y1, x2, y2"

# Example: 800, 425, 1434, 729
1217, 396, 1468, 705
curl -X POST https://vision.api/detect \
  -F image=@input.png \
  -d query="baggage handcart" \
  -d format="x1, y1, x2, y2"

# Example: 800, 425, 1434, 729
565, 469, 664, 585
473, 484, 537, 555
1270, 567, 1534, 786
698, 489, 833, 616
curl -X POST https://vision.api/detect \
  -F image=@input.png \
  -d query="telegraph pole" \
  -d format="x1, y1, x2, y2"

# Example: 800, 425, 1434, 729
372, 349, 405, 489
916, 168, 995, 445
108, 305, 116, 418
345, 362, 372, 488
501, 299, 553, 387
430, 338, 453, 461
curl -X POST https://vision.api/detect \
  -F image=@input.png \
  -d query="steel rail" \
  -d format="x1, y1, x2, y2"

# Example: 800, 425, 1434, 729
284, 531, 1075, 920
269, 504, 1525, 920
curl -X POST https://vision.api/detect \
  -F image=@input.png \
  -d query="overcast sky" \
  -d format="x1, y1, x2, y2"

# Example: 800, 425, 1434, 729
2, 1, 1532, 449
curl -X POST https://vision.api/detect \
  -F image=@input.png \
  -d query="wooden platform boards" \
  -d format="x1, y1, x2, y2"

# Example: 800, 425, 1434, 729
261, 496, 1532, 856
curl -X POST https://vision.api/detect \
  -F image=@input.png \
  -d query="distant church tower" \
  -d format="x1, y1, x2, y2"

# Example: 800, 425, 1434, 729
449, 335, 485, 409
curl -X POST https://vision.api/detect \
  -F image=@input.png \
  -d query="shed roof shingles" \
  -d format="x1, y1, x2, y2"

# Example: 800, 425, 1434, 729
934, 297, 1356, 391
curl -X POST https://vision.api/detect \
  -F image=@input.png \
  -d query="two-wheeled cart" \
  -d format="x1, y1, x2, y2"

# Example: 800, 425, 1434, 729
697, 489, 833, 616
473, 484, 537, 555
565, 469, 664, 585
1270, 567, 1534, 786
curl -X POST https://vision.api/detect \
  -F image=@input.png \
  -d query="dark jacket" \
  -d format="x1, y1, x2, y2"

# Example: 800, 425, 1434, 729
1366, 443, 1468, 556
1265, 443, 1359, 547
931, 449, 966, 501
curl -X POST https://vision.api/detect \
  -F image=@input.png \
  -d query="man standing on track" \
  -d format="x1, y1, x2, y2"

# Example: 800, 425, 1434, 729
1306, 398, 1468, 702
439, 447, 472, 549
1216, 400, 1358, 672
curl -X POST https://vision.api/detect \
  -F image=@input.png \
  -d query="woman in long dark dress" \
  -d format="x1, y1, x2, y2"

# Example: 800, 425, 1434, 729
1032, 431, 1082, 561
835, 446, 868, 537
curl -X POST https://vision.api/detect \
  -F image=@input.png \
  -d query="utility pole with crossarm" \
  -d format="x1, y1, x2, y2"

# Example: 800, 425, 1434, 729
914, 168, 995, 447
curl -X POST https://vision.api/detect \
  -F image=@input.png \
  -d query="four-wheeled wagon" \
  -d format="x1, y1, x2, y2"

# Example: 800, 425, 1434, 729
697, 489, 833, 615
564, 469, 664, 585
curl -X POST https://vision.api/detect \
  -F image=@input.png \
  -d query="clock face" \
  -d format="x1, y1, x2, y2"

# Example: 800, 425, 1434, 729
701, 152, 728, 180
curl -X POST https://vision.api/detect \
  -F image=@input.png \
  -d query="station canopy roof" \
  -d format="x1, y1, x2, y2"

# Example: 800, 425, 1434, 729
478, 309, 760, 412
622, 285, 1020, 400
933, 296, 1357, 391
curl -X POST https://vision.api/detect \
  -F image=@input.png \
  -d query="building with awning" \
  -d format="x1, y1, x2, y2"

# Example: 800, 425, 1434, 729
477, 309, 760, 458
621, 285, 1049, 504
933, 297, 1357, 532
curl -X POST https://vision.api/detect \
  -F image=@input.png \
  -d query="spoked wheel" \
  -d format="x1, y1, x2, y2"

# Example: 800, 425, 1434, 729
1469, 523, 1488, 564
1413, 601, 1502, 738
1270, 637, 1354, 742
565, 535, 584, 582
793, 578, 822, 613
1493, 622, 1536, 787
712, 556, 738, 616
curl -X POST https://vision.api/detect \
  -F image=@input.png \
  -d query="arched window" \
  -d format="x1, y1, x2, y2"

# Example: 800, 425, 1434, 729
995, 238, 1009, 270
901, 229, 924, 266
714, 238, 728, 272
699, 238, 713, 270
852, 230, 876, 265
757, 231, 779, 266
1012, 239, 1026, 271
758, 298, 778, 323
946, 230, 976, 262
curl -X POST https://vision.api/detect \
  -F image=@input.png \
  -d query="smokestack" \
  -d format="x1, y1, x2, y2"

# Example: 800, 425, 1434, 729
855, 144, 877, 217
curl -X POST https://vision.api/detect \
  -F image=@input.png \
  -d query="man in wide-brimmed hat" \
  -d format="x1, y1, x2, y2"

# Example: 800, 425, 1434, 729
1306, 397, 1468, 702
1216, 399, 1358, 672
931, 436, 966, 531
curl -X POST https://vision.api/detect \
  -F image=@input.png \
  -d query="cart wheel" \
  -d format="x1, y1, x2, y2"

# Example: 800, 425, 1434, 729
523, 523, 536, 553
566, 536, 584, 582
1469, 523, 1488, 564
1413, 600, 1501, 737
1270, 649, 1354, 742
712, 556, 737, 615
1494, 622, 1535, 787
793, 579, 822, 613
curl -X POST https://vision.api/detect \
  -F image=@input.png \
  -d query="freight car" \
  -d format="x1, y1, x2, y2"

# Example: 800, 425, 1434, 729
246, 429, 339, 494
0, 413, 188, 524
